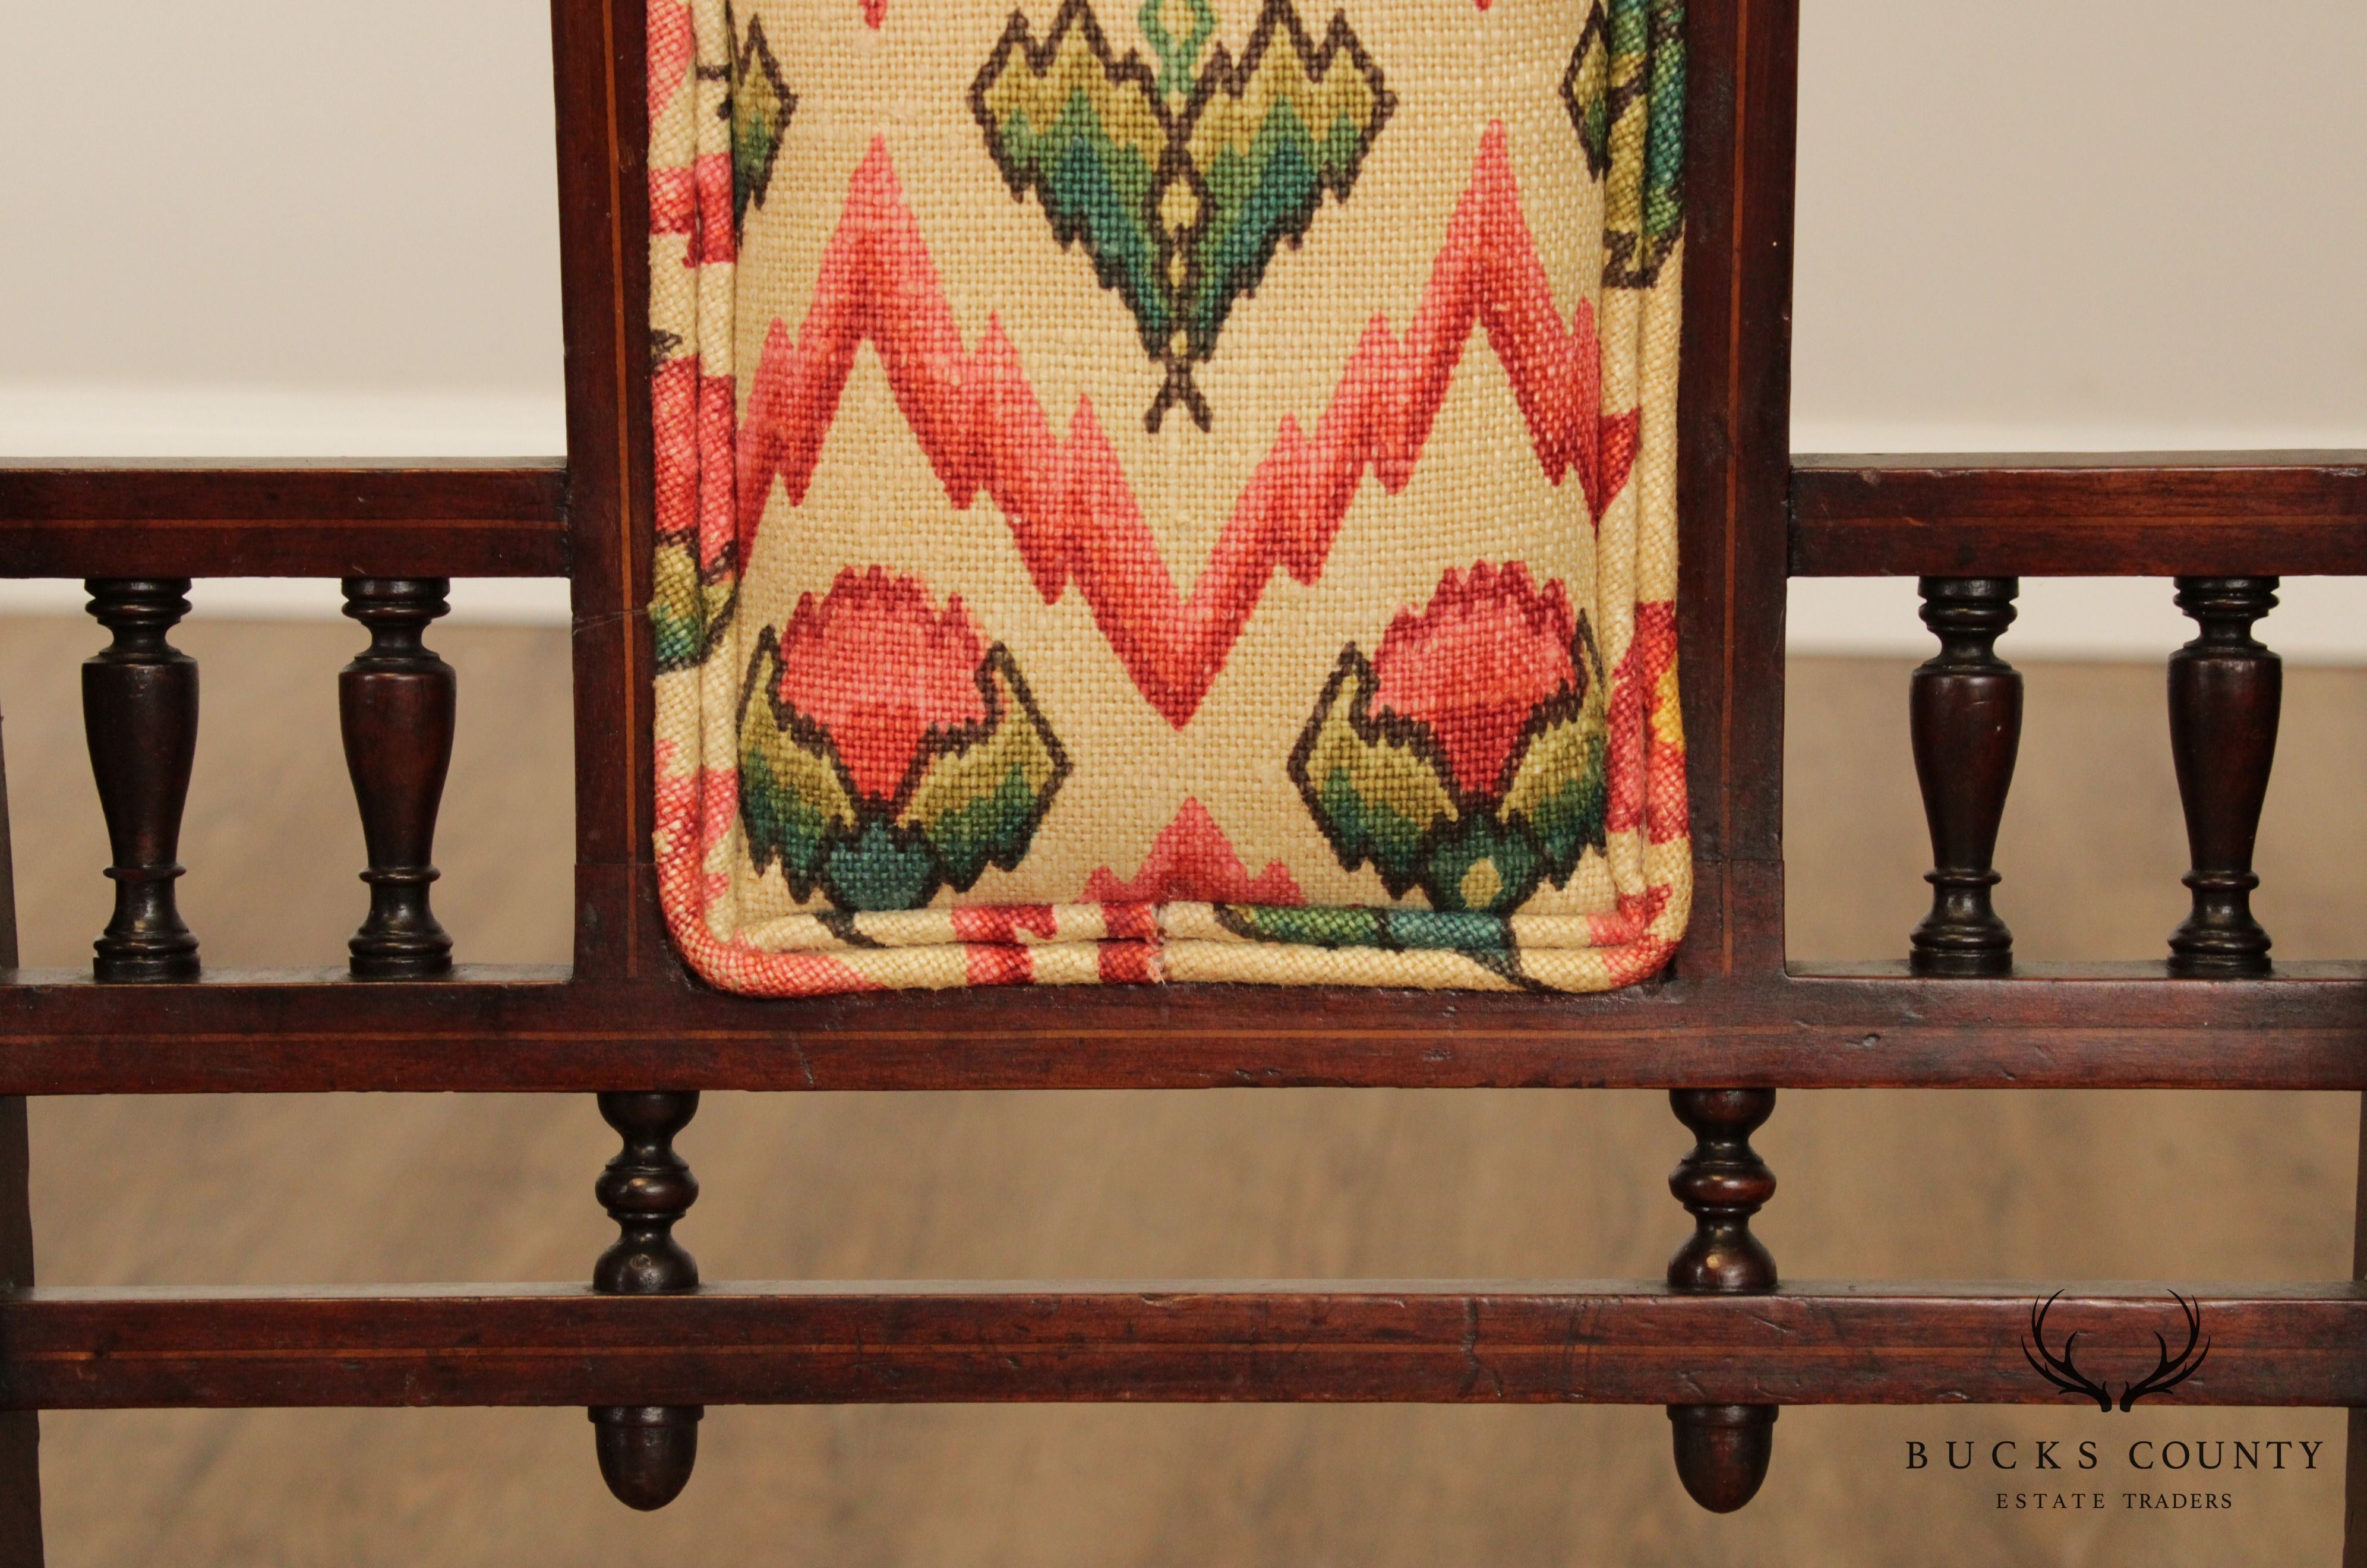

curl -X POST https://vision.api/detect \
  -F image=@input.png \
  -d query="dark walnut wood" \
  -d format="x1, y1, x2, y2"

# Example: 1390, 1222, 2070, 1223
5, 1282, 2360, 1410
0, 461, 567, 579
1665, 1090, 1778, 1512
2167, 578, 2281, 978
1669, 1406, 1776, 1513
2350, 1097, 2367, 1566
590, 1091, 700, 1510
0, 721, 42, 1566
1667, 0, 1799, 982
594, 1091, 699, 1293
550, 0, 653, 984
9, 963, 2367, 1093
592, 1405, 702, 1511
340, 580, 457, 980
1790, 452, 2367, 578
1, 0, 2362, 1551
81, 580, 201, 983
1910, 579, 2021, 977
0, 1096, 39, 1568
1667, 1090, 1778, 1294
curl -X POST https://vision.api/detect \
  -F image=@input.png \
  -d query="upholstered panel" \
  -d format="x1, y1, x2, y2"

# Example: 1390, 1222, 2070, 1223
649, 0, 1689, 995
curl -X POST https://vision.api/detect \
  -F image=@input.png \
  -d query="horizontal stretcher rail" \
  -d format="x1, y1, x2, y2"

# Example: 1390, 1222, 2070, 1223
1789, 452, 2367, 577
0, 460, 570, 578
4, 1281, 2357, 1410
0, 964, 2360, 1093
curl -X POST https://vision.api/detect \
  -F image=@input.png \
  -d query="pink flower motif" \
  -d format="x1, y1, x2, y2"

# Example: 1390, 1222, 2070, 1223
1371, 562, 1579, 801
775, 567, 986, 801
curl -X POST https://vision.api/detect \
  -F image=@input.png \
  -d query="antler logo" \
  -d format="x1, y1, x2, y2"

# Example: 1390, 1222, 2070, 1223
2022, 1291, 2211, 1412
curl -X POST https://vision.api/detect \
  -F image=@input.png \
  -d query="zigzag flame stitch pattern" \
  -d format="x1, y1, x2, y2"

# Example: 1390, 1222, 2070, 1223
649, 0, 1690, 998
863, 0, 1492, 26
731, 128, 1636, 728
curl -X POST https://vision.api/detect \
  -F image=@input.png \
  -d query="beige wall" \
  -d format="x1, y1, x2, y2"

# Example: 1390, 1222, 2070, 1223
1794, 0, 2367, 455
6, 0, 2363, 650
7, 0, 2362, 448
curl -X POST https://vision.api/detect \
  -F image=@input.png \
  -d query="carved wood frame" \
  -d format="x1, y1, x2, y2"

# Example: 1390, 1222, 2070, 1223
0, 0, 2363, 1549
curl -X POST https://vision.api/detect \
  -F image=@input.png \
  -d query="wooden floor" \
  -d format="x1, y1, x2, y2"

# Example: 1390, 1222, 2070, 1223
2, 619, 2356, 1566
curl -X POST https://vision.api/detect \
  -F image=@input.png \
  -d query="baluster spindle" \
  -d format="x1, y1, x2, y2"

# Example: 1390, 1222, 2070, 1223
2166, 578, 2280, 977
83, 579, 201, 982
589, 1091, 702, 1510
1909, 577, 2021, 977
1664, 1089, 1778, 1513
340, 579, 456, 979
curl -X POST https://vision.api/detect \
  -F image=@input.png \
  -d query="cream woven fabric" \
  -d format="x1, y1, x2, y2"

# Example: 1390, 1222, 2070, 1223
649, 0, 1689, 995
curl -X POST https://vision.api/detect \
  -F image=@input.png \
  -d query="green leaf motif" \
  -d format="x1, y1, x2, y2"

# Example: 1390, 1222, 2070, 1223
728, 11, 797, 240
737, 645, 859, 900
898, 647, 1073, 894
1500, 718, 1609, 883
1180, 14, 1389, 365
652, 538, 738, 673
1562, 0, 1685, 288
1218, 904, 1384, 949
1287, 616, 1613, 916
1564, 10, 1612, 178
974, 19, 1173, 358
1500, 615, 1612, 882
1421, 814, 1544, 916
1384, 910, 1514, 951
736, 633, 1069, 913
973, 0, 1393, 431
823, 821, 942, 913
1214, 904, 1513, 953
1287, 649, 1459, 900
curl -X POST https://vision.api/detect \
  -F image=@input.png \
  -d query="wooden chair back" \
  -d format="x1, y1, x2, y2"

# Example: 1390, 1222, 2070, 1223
0, 0, 2362, 1553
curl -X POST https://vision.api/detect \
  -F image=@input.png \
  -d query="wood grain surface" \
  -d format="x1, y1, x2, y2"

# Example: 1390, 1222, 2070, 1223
0, 464, 568, 579
1790, 453, 2367, 577
0, 620, 2353, 1564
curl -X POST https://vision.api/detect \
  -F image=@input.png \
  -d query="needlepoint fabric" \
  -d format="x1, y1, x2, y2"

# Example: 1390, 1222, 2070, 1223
649, 0, 1691, 996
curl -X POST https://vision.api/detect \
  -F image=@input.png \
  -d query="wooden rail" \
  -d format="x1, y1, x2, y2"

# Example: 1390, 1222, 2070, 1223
5, 1282, 2357, 1411
10, 453, 2366, 583
1790, 452, 2367, 578
0, 963, 2360, 1093
1, 0, 2360, 1541
0, 461, 569, 578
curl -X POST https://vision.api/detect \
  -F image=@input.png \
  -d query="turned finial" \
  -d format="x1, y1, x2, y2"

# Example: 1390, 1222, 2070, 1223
1664, 1088, 1778, 1513
589, 1091, 702, 1509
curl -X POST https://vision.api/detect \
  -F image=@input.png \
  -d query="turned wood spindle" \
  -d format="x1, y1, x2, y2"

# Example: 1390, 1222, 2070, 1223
590, 1091, 702, 1510
1664, 1089, 1778, 1514
2167, 577, 2280, 977
1909, 577, 2022, 977
340, 579, 456, 979
83, 579, 201, 982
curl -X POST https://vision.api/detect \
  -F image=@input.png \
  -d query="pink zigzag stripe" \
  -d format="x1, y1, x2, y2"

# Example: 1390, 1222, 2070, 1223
734, 122, 1636, 728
